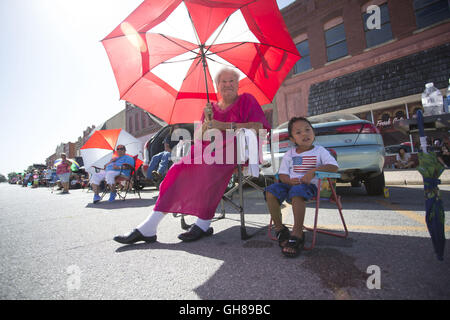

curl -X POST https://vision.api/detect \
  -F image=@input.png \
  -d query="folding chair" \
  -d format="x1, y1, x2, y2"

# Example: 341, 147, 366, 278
115, 159, 142, 201
268, 171, 348, 250
178, 128, 271, 240
48, 172, 59, 193
93, 155, 141, 201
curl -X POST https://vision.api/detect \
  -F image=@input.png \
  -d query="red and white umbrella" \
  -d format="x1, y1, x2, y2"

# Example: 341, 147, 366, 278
80, 129, 143, 173
101, 0, 300, 124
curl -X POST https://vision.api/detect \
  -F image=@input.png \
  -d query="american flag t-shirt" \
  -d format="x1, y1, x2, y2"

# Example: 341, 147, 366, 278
292, 156, 317, 173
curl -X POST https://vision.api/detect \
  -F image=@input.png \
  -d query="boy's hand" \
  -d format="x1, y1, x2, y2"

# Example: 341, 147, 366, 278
300, 170, 315, 184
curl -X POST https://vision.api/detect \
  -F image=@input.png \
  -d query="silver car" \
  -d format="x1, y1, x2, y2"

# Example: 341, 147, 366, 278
262, 114, 386, 195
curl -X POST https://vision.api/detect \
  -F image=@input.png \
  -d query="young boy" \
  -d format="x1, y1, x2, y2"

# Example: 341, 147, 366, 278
265, 117, 339, 258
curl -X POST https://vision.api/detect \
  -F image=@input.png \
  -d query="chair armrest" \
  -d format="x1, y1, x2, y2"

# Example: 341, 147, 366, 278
315, 171, 341, 179
92, 166, 103, 173
118, 163, 134, 176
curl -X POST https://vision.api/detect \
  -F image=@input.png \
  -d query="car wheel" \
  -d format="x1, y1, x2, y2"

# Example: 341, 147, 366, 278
364, 172, 385, 196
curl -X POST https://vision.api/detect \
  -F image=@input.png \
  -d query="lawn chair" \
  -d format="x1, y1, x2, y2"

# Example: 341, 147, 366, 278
268, 171, 348, 250
48, 171, 59, 193
178, 129, 271, 240
115, 157, 142, 201
93, 155, 141, 201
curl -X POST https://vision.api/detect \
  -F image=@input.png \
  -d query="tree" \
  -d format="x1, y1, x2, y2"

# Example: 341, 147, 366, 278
0, 174, 6, 183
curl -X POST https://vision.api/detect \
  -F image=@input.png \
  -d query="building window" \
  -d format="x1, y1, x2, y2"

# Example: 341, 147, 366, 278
294, 40, 311, 74
413, 0, 450, 29
363, 3, 393, 48
135, 114, 139, 132
141, 112, 146, 129
128, 117, 133, 133
325, 23, 348, 62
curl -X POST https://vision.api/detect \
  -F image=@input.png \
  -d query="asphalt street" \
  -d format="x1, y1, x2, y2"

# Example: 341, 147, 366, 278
0, 182, 449, 300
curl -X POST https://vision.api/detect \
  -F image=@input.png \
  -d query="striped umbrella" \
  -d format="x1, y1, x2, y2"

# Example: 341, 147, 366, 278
80, 129, 143, 174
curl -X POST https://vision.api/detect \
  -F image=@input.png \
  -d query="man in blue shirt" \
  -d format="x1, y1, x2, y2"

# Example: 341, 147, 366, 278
90, 145, 135, 203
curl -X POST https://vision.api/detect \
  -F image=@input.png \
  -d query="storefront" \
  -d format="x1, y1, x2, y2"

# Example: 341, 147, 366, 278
355, 100, 449, 154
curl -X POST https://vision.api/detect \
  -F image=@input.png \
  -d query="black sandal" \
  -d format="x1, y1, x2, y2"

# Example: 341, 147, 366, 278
275, 225, 290, 248
282, 235, 304, 258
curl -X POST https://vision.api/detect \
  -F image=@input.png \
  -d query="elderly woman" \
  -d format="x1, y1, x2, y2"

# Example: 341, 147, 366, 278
56, 153, 72, 194
114, 68, 271, 244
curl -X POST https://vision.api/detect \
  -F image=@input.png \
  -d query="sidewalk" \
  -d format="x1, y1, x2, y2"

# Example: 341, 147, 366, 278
384, 168, 450, 185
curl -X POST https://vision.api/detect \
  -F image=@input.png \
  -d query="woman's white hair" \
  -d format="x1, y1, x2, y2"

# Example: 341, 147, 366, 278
214, 67, 240, 86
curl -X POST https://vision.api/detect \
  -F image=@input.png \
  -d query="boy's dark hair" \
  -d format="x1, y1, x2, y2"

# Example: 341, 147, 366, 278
287, 117, 313, 137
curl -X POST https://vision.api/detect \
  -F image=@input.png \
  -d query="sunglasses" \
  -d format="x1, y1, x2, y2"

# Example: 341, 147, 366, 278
117, 147, 125, 151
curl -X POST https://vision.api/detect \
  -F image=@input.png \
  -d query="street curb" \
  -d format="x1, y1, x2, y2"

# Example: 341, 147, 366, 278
384, 169, 450, 185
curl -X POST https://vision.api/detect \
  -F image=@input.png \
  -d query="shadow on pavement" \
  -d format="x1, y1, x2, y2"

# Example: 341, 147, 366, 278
85, 197, 157, 210
113, 224, 450, 299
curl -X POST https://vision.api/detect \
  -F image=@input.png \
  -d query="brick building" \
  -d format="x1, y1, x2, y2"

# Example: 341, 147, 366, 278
126, 101, 163, 144
277, 0, 450, 149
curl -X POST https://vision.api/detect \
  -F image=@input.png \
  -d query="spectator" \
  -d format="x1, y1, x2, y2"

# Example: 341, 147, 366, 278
70, 174, 82, 189
90, 144, 135, 203
56, 153, 72, 194
438, 143, 450, 168
395, 147, 415, 169
146, 124, 181, 188
114, 67, 271, 245
31, 170, 39, 188
265, 117, 339, 257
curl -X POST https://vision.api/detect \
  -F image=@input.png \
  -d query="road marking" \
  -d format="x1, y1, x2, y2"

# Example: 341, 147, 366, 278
278, 197, 450, 233
375, 200, 450, 232
281, 223, 441, 232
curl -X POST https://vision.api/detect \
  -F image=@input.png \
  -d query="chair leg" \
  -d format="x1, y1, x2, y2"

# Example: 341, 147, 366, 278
218, 199, 226, 220
303, 178, 348, 250
180, 215, 191, 230
303, 194, 321, 251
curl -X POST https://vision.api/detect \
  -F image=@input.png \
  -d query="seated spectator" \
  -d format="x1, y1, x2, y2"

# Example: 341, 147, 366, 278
438, 143, 450, 168
395, 147, 415, 169
90, 144, 134, 203
23, 173, 31, 187
70, 174, 82, 189
146, 124, 181, 187
44, 168, 53, 187
80, 172, 90, 189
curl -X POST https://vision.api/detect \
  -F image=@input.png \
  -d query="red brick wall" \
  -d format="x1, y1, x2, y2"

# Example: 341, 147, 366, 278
276, 0, 450, 125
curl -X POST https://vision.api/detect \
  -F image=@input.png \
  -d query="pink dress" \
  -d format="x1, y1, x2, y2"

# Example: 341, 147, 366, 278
154, 93, 271, 220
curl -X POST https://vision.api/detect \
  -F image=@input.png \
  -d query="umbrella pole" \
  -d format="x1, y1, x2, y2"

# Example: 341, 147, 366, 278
416, 110, 428, 153
199, 45, 210, 104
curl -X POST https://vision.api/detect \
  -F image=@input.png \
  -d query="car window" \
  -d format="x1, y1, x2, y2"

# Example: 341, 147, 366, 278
308, 114, 360, 124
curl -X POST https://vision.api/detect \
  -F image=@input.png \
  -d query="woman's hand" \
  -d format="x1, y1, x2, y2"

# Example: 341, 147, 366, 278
204, 103, 213, 121
289, 177, 301, 185
203, 119, 230, 132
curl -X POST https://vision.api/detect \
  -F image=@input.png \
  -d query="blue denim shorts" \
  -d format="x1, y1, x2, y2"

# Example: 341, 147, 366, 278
264, 182, 317, 205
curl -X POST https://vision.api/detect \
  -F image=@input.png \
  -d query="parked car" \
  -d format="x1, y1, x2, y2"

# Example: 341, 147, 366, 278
141, 122, 237, 191
137, 123, 195, 189
261, 114, 386, 195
